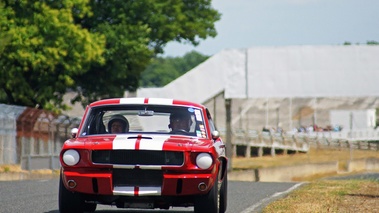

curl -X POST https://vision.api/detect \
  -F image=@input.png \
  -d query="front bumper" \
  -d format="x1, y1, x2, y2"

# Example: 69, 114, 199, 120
62, 169, 215, 196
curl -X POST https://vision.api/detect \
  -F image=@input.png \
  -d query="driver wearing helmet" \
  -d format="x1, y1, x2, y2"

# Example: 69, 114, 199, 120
108, 114, 129, 133
169, 111, 192, 132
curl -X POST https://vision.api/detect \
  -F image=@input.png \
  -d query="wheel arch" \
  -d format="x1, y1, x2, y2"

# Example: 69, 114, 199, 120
218, 156, 228, 181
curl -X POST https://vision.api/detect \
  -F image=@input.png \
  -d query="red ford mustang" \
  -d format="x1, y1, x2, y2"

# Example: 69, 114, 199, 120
59, 98, 228, 213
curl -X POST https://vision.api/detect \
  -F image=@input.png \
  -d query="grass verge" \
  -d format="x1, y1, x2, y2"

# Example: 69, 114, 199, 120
262, 179, 379, 213
231, 147, 379, 212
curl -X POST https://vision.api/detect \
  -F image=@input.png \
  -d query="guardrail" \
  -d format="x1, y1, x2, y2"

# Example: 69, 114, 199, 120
232, 129, 379, 158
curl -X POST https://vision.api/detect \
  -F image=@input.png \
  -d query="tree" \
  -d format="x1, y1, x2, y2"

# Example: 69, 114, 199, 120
367, 40, 379, 45
343, 41, 379, 45
0, 0, 105, 112
72, 0, 220, 106
0, 3, 11, 54
140, 51, 209, 87
0, 0, 220, 111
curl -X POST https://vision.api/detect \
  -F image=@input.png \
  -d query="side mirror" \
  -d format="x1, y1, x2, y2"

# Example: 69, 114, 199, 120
71, 128, 78, 138
211, 130, 220, 140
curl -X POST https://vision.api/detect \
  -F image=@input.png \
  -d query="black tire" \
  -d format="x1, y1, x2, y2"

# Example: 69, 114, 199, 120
83, 203, 97, 212
194, 174, 219, 213
219, 172, 228, 213
59, 173, 96, 213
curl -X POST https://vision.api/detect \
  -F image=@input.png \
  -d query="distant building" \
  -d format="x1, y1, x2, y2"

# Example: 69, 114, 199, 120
137, 45, 379, 131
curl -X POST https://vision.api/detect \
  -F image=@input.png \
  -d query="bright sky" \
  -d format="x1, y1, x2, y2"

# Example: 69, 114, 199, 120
163, 0, 379, 57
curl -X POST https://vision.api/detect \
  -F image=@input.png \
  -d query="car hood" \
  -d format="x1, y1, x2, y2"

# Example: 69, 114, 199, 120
66, 134, 212, 152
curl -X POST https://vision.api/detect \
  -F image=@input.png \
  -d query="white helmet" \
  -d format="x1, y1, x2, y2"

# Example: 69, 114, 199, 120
108, 114, 129, 132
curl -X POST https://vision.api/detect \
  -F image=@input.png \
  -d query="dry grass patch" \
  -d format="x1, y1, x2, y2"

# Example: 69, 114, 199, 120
262, 179, 379, 213
0, 164, 59, 175
0, 164, 23, 173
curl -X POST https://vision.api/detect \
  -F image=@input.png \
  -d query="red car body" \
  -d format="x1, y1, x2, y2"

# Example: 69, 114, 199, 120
59, 98, 228, 213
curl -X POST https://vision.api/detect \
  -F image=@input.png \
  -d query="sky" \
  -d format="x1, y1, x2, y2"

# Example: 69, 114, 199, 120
163, 0, 379, 57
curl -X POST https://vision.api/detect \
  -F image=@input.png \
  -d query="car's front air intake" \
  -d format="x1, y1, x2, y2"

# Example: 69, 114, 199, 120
92, 150, 184, 166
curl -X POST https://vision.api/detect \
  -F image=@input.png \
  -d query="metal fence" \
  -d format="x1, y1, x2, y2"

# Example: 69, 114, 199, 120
0, 104, 81, 170
232, 129, 379, 158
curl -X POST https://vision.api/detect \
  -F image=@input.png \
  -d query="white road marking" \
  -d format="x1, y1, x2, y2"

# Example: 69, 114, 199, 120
240, 182, 305, 213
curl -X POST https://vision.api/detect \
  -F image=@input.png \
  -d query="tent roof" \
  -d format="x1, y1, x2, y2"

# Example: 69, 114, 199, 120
137, 45, 379, 103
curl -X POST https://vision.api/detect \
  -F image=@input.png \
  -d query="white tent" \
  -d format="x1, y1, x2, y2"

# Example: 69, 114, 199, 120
139, 45, 379, 99
137, 45, 379, 131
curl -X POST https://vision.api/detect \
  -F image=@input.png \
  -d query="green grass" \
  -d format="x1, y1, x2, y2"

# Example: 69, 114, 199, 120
262, 179, 379, 213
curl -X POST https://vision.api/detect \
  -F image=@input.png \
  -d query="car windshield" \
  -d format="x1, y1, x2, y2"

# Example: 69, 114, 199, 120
79, 104, 207, 138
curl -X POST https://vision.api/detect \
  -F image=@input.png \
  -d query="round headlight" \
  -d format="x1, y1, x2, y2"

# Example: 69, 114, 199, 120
63, 149, 80, 166
196, 153, 213, 169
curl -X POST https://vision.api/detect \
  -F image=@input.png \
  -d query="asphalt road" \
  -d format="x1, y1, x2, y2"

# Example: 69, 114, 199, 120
0, 178, 301, 213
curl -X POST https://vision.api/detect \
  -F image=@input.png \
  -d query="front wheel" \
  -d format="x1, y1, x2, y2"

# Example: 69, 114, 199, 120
194, 175, 219, 213
219, 172, 228, 213
58, 173, 96, 213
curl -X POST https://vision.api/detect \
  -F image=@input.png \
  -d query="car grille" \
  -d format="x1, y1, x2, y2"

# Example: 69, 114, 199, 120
113, 169, 163, 187
92, 150, 184, 166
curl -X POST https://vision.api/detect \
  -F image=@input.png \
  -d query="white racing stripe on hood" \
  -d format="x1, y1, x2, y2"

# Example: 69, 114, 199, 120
113, 135, 136, 150
112, 135, 170, 150
139, 136, 169, 150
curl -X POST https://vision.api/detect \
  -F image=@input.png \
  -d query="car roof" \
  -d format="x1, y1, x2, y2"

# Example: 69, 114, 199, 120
89, 98, 206, 109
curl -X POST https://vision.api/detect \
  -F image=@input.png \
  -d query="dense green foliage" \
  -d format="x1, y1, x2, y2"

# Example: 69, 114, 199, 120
343, 40, 379, 45
367, 40, 379, 45
140, 51, 209, 87
0, 0, 105, 112
0, 0, 220, 112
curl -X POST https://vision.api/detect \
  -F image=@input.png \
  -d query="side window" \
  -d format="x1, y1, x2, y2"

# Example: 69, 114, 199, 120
206, 109, 216, 132
83, 111, 107, 135
80, 112, 95, 136
208, 118, 216, 132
